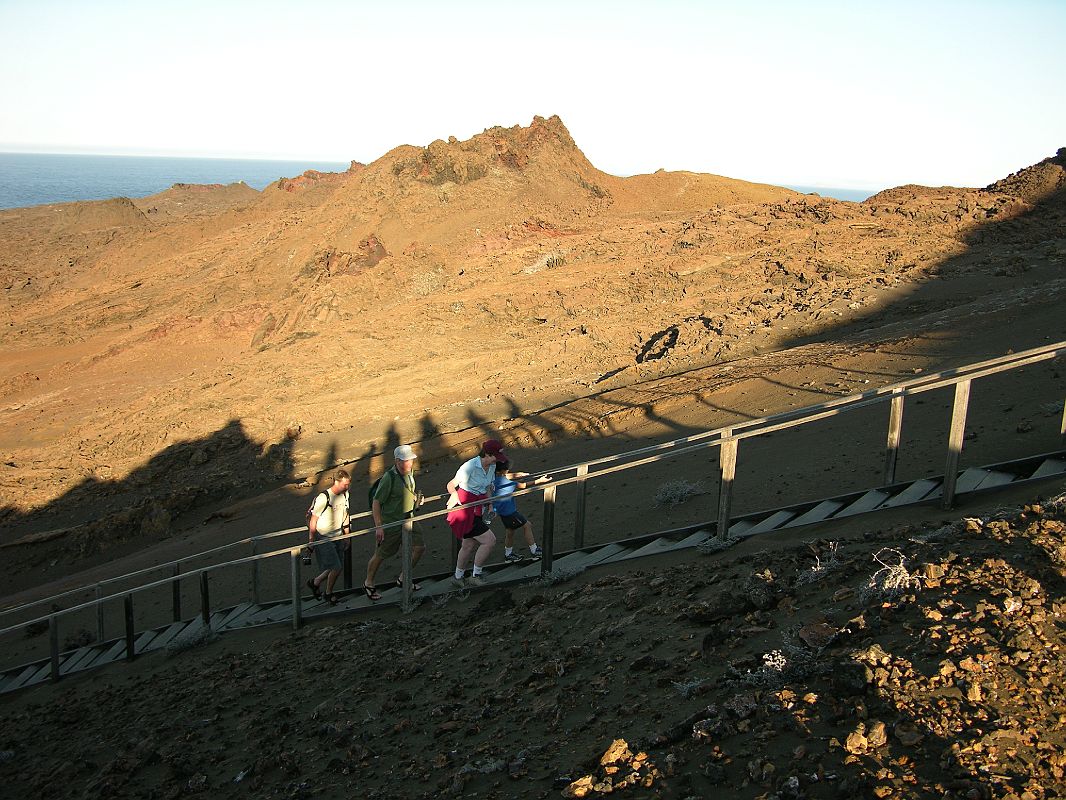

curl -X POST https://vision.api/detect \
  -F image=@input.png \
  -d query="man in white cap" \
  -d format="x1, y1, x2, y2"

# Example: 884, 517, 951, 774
363, 444, 425, 600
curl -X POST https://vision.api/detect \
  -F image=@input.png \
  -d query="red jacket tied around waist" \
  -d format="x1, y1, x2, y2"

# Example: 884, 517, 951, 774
447, 487, 488, 540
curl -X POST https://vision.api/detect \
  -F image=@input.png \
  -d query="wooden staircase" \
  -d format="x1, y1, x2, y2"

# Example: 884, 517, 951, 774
4, 449, 1063, 696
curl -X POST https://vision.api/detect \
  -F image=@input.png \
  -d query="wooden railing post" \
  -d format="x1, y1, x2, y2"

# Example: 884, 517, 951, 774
883, 393, 905, 485
942, 380, 971, 509
199, 572, 211, 628
1060, 397, 1066, 444
541, 485, 557, 575
573, 464, 589, 548
400, 522, 414, 613
251, 539, 261, 605
95, 584, 105, 644
171, 564, 182, 622
717, 435, 738, 538
49, 615, 60, 682
124, 594, 136, 662
290, 550, 303, 630
343, 539, 353, 591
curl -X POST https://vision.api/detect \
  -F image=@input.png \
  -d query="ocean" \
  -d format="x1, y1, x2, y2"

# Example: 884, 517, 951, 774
0, 152, 350, 211
784, 184, 878, 202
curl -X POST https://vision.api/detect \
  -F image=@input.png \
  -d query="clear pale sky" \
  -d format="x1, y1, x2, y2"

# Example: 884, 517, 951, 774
1, 0, 1063, 191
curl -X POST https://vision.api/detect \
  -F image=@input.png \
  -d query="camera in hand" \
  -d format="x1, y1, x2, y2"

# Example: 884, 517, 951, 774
301, 546, 312, 566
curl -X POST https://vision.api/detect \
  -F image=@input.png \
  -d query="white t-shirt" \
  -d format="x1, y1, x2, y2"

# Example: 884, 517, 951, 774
453, 456, 496, 495
313, 489, 350, 537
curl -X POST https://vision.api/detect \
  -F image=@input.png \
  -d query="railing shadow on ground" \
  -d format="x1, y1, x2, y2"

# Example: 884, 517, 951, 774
1, 339, 1063, 685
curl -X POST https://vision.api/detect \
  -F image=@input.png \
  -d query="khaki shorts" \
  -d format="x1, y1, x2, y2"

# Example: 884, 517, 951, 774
373, 519, 425, 560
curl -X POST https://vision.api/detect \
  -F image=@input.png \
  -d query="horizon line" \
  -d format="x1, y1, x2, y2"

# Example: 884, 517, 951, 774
0, 147, 888, 193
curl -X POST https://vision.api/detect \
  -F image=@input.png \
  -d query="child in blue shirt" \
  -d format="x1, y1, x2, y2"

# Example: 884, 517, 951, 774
490, 459, 551, 562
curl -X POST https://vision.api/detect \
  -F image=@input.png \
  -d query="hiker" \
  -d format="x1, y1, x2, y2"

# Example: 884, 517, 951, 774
307, 469, 352, 605
491, 459, 551, 561
447, 439, 505, 587
364, 444, 425, 601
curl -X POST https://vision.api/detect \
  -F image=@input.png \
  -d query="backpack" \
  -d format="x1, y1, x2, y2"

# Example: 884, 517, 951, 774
305, 490, 332, 528
368, 468, 395, 510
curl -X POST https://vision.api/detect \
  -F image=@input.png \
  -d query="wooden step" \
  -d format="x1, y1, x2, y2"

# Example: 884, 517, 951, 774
1031, 457, 1066, 479
217, 603, 260, 630
955, 468, 992, 493
146, 620, 191, 652
972, 468, 1016, 490
728, 519, 756, 536
86, 638, 130, 670
2, 663, 44, 693
621, 537, 685, 561
215, 603, 255, 630
552, 545, 630, 571
133, 629, 158, 655
784, 500, 846, 528
835, 490, 891, 518
882, 479, 941, 508
741, 510, 798, 537
60, 644, 107, 675
19, 663, 52, 691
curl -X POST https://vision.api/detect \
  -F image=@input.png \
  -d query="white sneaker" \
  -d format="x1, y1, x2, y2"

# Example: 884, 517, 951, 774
528, 548, 542, 561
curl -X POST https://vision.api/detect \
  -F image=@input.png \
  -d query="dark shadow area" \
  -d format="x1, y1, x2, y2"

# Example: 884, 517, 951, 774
0, 418, 297, 595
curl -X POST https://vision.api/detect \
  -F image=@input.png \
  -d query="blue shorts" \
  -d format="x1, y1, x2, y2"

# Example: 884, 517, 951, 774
499, 512, 528, 530
314, 539, 344, 572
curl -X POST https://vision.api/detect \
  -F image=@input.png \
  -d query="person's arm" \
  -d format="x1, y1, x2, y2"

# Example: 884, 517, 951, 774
515, 474, 552, 490
372, 498, 384, 543
340, 492, 352, 547
308, 493, 327, 543
446, 477, 460, 509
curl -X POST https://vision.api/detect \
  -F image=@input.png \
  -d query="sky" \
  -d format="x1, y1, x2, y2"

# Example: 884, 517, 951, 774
0, 0, 1063, 191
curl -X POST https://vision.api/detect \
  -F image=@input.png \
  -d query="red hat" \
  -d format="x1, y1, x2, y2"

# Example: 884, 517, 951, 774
482, 439, 506, 458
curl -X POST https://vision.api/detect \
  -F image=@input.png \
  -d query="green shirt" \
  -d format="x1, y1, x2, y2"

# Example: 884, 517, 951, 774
374, 466, 416, 522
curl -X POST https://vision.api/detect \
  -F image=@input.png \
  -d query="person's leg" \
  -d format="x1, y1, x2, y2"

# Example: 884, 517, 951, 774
471, 530, 497, 572
522, 521, 537, 548
325, 568, 340, 594
455, 537, 478, 574
504, 527, 516, 550
365, 554, 383, 587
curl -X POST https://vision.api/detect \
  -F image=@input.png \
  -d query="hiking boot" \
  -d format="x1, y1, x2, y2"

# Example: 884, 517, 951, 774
504, 551, 523, 563
467, 574, 487, 587
450, 576, 466, 589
